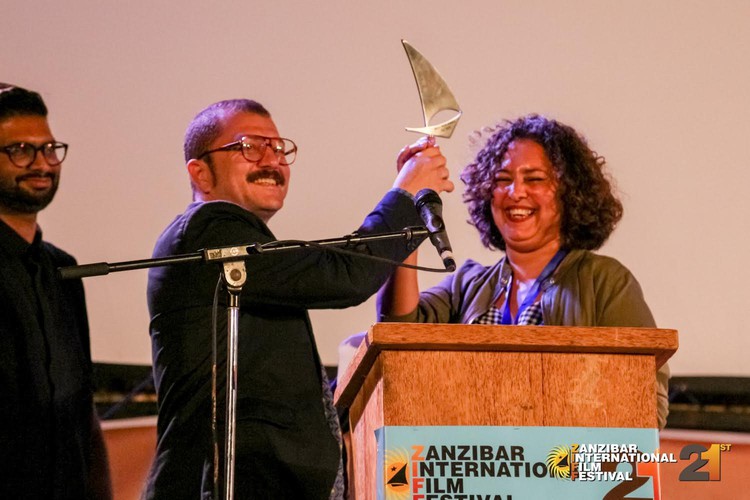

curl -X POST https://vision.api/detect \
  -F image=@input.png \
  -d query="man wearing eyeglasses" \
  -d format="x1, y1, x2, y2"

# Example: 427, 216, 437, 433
0, 83, 112, 499
144, 99, 452, 499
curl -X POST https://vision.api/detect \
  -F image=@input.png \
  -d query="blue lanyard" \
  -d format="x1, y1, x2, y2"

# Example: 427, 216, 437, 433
501, 249, 567, 325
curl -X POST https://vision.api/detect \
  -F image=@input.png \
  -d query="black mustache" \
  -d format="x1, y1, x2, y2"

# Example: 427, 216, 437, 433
18, 172, 56, 181
246, 170, 285, 186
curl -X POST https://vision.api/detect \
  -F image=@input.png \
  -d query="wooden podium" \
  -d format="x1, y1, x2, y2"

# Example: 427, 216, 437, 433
334, 323, 677, 498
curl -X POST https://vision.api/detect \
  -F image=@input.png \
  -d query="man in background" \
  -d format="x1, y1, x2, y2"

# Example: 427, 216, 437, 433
144, 99, 451, 498
0, 83, 112, 499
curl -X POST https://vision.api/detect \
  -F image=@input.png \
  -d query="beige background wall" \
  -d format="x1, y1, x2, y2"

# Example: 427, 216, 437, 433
4, 1, 749, 375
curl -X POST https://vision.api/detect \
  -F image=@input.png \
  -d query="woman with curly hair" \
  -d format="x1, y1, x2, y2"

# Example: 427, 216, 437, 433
376, 114, 669, 428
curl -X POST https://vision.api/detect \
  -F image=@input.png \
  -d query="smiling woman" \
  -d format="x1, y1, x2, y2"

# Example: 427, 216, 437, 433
489, 138, 562, 260
376, 114, 670, 430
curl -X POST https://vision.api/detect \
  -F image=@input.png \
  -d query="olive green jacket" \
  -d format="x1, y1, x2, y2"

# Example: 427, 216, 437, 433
379, 249, 670, 429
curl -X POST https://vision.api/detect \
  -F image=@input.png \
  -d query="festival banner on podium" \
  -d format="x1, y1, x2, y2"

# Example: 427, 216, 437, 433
375, 426, 674, 500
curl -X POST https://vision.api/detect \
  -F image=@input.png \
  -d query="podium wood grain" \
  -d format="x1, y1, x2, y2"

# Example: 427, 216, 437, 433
335, 323, 677, 498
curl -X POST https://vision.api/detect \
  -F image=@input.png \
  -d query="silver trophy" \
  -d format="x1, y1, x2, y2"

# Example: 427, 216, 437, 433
402, 40, 462, 138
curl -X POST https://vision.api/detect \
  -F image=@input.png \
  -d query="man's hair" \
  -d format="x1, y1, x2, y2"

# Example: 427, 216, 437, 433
183, 99, 270, 163
461, 114, 623, 251
0, 83, 48, 121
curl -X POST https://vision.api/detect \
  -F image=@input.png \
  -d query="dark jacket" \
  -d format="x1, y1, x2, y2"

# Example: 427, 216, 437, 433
381, 249, 670, 429
144, 189, 422, 499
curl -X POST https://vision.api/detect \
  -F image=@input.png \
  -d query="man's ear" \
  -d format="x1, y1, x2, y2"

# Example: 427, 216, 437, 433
187, 158, 214, 195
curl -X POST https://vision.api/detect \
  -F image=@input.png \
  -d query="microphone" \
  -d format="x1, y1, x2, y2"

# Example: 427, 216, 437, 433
415, 188, 456, 272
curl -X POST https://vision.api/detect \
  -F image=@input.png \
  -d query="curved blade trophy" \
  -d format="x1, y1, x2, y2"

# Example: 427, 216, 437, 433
402, 39, 462, 138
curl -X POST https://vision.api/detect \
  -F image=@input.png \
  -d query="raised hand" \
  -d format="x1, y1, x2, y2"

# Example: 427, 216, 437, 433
393, 136, 454, 196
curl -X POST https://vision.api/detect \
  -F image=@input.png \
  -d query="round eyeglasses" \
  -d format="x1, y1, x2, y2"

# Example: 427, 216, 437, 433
198, 135, 297, 166
0, 141, 69, 168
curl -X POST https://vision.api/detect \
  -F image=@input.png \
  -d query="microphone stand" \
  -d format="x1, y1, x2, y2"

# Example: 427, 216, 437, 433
59, 226, 429, 500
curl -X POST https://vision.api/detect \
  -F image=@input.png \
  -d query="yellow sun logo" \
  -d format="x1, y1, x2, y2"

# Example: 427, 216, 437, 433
547, 445, 573, 479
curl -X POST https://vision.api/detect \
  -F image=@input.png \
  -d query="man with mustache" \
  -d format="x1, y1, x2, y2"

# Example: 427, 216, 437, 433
0, 83, 112, 499
144, 99, 452, 499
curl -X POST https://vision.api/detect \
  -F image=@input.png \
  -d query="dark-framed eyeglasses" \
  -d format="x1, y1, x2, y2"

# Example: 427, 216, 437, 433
198, 135, 297, 166
0, 141, 69, 168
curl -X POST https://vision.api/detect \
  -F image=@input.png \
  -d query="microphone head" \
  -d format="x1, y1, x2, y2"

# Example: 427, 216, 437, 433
415, 188, 445, 233
415, 188, 442, 210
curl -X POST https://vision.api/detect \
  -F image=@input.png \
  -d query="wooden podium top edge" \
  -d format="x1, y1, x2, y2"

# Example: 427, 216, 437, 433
333, 323, 678, 409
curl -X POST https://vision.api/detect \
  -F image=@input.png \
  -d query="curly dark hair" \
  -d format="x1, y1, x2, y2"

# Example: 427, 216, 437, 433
461, 114, 622, 251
